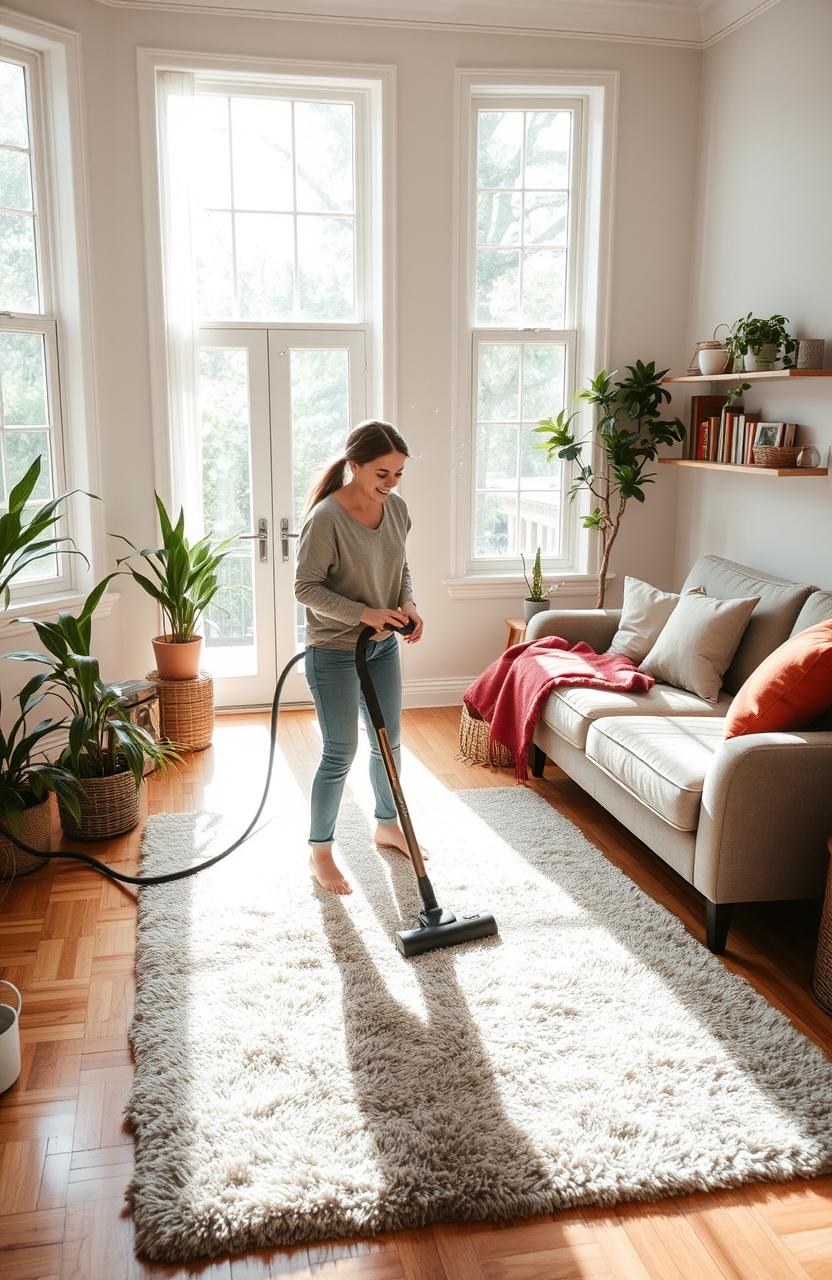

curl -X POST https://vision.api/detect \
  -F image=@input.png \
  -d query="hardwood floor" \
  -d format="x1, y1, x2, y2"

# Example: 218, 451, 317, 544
1, 705, 830, 1280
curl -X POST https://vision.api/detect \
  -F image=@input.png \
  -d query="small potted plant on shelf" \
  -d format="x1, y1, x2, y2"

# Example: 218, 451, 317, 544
521, 547, 556, 621
0, 693, 83, 878
725, 313, 796, 372
115, 493, 237, 681
7, 579, 178, 840
536, 360, 685, 608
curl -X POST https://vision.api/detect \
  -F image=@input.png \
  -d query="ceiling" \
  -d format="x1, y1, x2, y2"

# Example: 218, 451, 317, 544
92, 0, 781, 47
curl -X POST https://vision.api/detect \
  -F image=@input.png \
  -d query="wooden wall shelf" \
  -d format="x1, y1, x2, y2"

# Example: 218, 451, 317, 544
664, 369, 832, 384
660, 459, 828, 477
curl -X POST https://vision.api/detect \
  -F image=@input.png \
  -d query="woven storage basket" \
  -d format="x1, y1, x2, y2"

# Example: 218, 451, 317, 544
811, 848, 832, 1014
752, 445, 801, 467
0, 798, 51, 880
147, 669, 214, 751
458, 704, 514, 769
58, 770, 141, 841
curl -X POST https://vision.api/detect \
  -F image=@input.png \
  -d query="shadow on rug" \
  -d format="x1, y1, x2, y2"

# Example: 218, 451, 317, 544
127, 788, 832, 1263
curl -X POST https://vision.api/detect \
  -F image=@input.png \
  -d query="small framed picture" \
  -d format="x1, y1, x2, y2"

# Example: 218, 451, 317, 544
753, 421, 784, 448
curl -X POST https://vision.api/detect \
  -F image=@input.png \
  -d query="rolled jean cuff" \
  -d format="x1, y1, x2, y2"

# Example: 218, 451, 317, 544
308, 837, 334, 848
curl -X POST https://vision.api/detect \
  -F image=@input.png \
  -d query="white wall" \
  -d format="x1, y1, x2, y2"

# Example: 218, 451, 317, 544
676, 0, 832, 591
2, 0, 700, 703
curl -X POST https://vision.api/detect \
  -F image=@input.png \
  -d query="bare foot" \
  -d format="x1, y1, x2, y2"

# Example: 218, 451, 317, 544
374, 821, 429, 861
309, 846, 352, 895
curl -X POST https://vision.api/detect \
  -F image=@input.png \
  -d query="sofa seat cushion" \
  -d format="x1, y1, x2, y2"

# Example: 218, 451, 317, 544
539, 683, 733, 750
586, 715, 726, 831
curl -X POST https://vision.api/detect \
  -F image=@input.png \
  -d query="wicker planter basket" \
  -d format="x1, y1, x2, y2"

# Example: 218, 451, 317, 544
752, 445, 801, 467
58, 770, 141, 841
458, 704, 514, 769
148, 669, 214, 752
0, 798, 51, 880
811, 847, 832, 1014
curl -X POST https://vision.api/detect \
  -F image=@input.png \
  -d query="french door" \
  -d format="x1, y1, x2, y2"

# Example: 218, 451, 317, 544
196, 327, 367, 707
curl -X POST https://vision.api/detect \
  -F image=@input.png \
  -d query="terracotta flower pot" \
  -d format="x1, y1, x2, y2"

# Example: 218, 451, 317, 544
151, 634, 203, 680
0, 797, 51, 880
58, 770, 141, 841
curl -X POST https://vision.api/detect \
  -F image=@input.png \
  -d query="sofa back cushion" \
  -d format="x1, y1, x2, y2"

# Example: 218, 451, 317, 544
680, 556, 813, 693
790, 589, 832, 635
725, 621, 832, 738
640, 589, 759, 703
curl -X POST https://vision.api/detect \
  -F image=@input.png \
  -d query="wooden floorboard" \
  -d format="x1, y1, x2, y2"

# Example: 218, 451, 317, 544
1, 705, 830, 1279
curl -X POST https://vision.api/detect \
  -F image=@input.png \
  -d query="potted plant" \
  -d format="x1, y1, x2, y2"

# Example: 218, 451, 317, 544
115, 494, 237, 680
725, 313, 796, 372
7, 579, 178, 839
0, 692, 83, 878
0, 455, 90, 605
520, 548, 557, 621
535, 360, 685, 608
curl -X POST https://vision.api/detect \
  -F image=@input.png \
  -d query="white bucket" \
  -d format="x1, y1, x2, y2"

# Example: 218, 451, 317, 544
0, 980, 22, 1093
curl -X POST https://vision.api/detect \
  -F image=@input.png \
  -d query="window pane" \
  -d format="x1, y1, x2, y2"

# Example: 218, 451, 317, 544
0, 331, 47, 425
477, 343, 520, 422
477, 110, 522, 189
476, 249, 519, 326
521, 249, 565, 327
199, 347, 255, 664
476, 424, 518, 488
521, 343, 565, 422
0, 211, 37, 312
0, 148, 32, 211
518, 491, 561, 557
231, 97, 293, 212
477, 191, 521, 247
0, 61, 28, 149
520, 432, 558, 489
290, 348, 350, 526
236, 212, 294, 320
524, 192, 567, 246
475, 491, 515, 557
194, 210, 233, 319
524, 111, 571, 189
294, 101, 354, 214
6, 428, 52, 499
193, 95, 231, 209
297, 215, 354, 321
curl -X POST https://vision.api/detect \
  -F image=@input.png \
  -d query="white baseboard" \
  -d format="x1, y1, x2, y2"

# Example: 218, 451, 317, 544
401, 677, 473, 708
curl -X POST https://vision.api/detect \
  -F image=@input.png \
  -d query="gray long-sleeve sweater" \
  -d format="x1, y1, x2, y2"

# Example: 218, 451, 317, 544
294, 491, 415, 650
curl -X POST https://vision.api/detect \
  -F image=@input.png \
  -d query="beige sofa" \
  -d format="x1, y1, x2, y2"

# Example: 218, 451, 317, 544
526, 556, 832, 953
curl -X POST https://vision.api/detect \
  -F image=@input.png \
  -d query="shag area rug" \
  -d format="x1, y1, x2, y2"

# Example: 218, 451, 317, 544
128, 787, 832, 1262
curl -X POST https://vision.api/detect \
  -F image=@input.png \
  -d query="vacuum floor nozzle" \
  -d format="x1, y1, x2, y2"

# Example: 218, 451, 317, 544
396, 910, 498, 958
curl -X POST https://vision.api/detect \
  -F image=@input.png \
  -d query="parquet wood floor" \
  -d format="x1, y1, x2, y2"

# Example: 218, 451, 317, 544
1, 706, 830, 1279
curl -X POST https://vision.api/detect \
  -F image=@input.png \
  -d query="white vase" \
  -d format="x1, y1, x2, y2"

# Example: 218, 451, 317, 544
743, 343, 779, 372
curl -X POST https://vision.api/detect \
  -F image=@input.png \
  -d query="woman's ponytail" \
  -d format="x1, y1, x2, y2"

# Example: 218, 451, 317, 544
305, 457, 347, 515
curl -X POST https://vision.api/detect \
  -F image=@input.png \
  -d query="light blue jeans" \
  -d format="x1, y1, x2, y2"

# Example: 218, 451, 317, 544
305, 634, 401, 846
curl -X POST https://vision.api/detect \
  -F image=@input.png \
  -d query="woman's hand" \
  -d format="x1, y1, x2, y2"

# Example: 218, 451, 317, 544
401, 601, 424, 643
360, 606, 409, 638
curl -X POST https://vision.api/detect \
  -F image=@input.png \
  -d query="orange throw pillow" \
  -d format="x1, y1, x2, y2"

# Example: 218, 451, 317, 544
724, 620, 832, 738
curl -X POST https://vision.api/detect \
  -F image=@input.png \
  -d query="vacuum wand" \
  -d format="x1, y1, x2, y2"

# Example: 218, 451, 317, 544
355, 621, 498, 957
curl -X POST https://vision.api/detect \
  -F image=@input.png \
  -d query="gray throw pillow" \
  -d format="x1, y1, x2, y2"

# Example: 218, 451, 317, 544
609, 576, 680, 663
640, 590, 760, 703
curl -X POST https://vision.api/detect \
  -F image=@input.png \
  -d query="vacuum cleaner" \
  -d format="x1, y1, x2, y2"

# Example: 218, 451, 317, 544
4, 619, 498, 958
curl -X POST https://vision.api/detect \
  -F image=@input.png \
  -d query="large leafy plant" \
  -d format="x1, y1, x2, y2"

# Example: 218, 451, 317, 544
0, 692, 83, 833
0, 456, 89, 606
115, 493, 237, 643
7, 579, 178, 785
725, 313, 796, 368
535, 360, 685, 608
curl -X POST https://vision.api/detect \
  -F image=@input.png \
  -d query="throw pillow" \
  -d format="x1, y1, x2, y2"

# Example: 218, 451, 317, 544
609, 576, 681, 663
640, 590, 760, 703
724, 620, 832, 738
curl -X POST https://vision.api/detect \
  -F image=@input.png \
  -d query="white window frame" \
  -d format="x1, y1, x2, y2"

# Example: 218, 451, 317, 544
137, 49, 396, 513
448, 69, 618, 600
0, 16, 105, 616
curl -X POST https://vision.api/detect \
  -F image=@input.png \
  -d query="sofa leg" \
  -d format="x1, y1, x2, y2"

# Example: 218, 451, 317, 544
530, 744, 546, 778
705, 901, 732, 954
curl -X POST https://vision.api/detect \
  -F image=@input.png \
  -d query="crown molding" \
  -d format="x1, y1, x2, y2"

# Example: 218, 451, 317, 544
700, 0, 781, 45
84, 0, 746, 48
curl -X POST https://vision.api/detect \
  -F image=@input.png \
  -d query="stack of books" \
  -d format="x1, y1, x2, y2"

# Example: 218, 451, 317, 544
695, 408, 761, 464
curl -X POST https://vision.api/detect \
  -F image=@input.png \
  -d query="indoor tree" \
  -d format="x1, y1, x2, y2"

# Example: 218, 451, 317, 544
535, 360, 685, 608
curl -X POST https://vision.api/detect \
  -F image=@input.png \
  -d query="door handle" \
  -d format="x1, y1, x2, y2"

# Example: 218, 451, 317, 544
238, 517, 269, 564
281, 517, 300, 563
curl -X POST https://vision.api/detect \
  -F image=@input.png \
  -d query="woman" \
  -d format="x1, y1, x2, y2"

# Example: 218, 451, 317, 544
294, 420, 423, 896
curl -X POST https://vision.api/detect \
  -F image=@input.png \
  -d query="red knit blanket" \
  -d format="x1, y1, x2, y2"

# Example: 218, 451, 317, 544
463, 635, 655, 780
